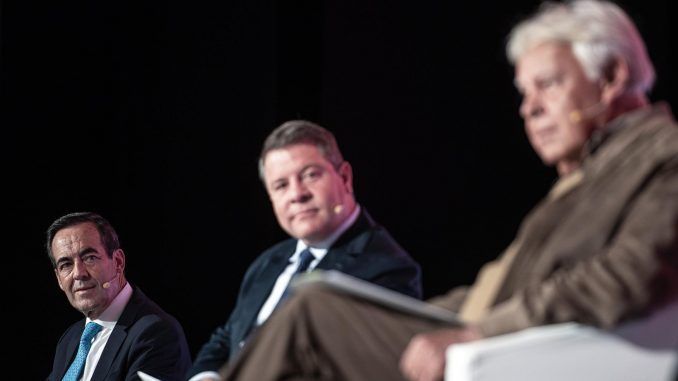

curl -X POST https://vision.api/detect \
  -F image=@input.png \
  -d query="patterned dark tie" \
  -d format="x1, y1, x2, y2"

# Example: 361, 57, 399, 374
242, 248, 318, 346
62, 321, 103, 381
278, 248, 316, 304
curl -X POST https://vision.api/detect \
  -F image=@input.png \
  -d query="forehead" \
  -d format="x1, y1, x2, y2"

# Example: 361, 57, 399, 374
515, 42, 581, 85
52, 222, 103, 256
263, 144, 330, 178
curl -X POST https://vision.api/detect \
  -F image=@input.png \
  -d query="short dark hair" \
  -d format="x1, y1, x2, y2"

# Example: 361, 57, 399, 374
46, 212, 121, 267
258, 120, 345, 181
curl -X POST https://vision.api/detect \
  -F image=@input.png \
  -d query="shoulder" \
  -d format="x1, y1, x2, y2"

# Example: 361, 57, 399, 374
123, 287, 187, 339
56, 319, 85, 346
348, 210, 410, 259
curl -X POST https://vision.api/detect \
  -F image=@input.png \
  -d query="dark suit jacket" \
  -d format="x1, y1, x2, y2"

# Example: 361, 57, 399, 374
48, 285, 192, 381
186, 209, 422, 378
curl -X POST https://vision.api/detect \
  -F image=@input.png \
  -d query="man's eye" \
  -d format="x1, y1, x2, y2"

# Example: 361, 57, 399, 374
273, 182, 287, 191
58, 263, 72, 272
83, 255, 97, 263
539, 76, 561, 90
303, 170, 321, 180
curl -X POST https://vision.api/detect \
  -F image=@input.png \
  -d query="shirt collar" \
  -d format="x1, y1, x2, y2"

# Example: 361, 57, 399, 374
291, 204, 361, 261
87, 282, 133, 330
586, 104, 655, 155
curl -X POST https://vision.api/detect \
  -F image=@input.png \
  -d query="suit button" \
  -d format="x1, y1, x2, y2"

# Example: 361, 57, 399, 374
239, 340, 245, 348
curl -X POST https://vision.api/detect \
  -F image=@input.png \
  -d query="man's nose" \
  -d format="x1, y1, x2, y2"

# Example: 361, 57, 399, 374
520, 94, 544, 120
289, 180, 312, 203
72, 260, 90, 280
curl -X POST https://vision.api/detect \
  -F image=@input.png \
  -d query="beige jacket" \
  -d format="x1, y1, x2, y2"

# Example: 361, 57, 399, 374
431, 104, 678, 337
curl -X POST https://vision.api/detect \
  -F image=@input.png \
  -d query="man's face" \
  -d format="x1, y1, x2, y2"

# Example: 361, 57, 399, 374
52, 222, 123, 318
263, 143, 354, 244
515, 42, 603, 171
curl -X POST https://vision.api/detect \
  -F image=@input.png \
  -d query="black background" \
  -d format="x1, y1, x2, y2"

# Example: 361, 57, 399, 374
2, 0, 674, 378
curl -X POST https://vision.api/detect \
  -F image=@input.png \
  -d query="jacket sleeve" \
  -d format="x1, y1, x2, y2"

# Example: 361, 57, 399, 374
478, 159, 678, 337
185, 322, 232, 379
186, 252, 269, 378
125, 314, 192, 381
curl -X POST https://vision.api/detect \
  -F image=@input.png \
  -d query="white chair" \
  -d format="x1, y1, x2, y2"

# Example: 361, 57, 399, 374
446, 302, 678, 381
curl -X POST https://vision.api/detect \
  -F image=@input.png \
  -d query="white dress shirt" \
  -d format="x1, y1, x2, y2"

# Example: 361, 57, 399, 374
255, 204, 361, 325
79, 282, 133, 381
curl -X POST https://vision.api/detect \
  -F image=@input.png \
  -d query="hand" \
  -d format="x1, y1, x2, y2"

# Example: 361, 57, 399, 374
399, 326, 482, 381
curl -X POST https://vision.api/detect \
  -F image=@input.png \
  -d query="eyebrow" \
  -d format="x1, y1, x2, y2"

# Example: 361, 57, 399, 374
269, 163, 325, 184
55, 247, 100, 265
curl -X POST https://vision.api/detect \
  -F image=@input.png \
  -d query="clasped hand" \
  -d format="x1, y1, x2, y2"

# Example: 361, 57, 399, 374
399, 326, 482, 381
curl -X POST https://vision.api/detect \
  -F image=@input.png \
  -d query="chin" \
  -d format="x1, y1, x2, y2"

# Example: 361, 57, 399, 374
75, 303, 97, 315
291, 222, 321, 238
297, 231, 322, 243
536, 149, 563, 166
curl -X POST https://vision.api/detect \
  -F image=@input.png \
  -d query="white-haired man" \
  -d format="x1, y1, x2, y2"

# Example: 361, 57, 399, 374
219, 2, 678, 380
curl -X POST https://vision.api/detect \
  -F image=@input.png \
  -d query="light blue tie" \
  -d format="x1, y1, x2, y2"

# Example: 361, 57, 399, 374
62, 322, 103, 381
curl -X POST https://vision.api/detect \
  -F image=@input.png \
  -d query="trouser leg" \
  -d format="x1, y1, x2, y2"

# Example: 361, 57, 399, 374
221, 287, 446, 381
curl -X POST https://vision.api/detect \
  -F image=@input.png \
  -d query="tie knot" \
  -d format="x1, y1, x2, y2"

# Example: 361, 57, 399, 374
81, 322, 103, 343
296, 248, 316, 274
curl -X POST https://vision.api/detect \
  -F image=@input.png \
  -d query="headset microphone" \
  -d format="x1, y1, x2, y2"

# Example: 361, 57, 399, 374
569, 102, 605, 123
333, 204, 344, 215
102, 272, 119, 289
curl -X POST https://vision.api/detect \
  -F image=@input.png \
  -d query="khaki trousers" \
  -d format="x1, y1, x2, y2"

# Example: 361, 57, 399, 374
221, 287, 448, 381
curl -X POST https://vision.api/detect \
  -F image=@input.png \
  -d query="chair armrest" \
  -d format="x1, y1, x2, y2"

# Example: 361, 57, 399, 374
445, 302, 678, 381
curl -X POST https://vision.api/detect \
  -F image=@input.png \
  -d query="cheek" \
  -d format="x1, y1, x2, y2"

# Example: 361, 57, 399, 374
269, 197, 286, 215
568, 124, 591, 146
271, 201, 294, 229
543, 92, 577, 119
319, 183, 344, 204
56, 274, 70, 291
524, 124, 540, 144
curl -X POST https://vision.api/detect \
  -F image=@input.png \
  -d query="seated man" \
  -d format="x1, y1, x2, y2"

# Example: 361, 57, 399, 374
218, 1, 678, 381
46, 212, 192, 381
186, 120, 423, 380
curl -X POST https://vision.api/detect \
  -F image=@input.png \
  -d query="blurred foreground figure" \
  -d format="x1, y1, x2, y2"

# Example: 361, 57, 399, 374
221, 2, 678, 380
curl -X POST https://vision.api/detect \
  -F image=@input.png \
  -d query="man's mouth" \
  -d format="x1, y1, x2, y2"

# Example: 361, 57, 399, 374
74, 285, 96, 293
293, 209, 318, 220
532, 126, 558, 145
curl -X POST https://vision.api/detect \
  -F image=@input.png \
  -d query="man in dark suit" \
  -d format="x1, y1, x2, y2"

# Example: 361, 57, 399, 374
47, 212, 192, 381
186, 120, 422, 381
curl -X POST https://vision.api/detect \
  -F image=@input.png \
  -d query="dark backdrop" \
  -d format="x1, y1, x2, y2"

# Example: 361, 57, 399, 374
2, 0, 673, 378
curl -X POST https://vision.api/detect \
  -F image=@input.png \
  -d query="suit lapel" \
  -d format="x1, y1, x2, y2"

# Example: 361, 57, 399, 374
90, 286, 144, 380
317, 209, 373, 271
240, 241, 296, 332
57, 321, 85, 380
317, 242, 358, 271
241, 209, 373, 333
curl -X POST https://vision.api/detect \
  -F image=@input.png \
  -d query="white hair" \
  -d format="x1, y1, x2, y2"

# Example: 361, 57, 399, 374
507, 0, 655, 95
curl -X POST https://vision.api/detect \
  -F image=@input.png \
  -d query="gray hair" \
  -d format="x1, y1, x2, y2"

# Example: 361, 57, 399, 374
258, 120, 345, 181
46, 212, 121, 268
507, 0, 655, 95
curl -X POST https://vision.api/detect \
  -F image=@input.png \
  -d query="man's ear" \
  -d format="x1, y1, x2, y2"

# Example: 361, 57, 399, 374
600, 56, 630, 104
113, 249, 126, 273
338, 161, 354, 194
